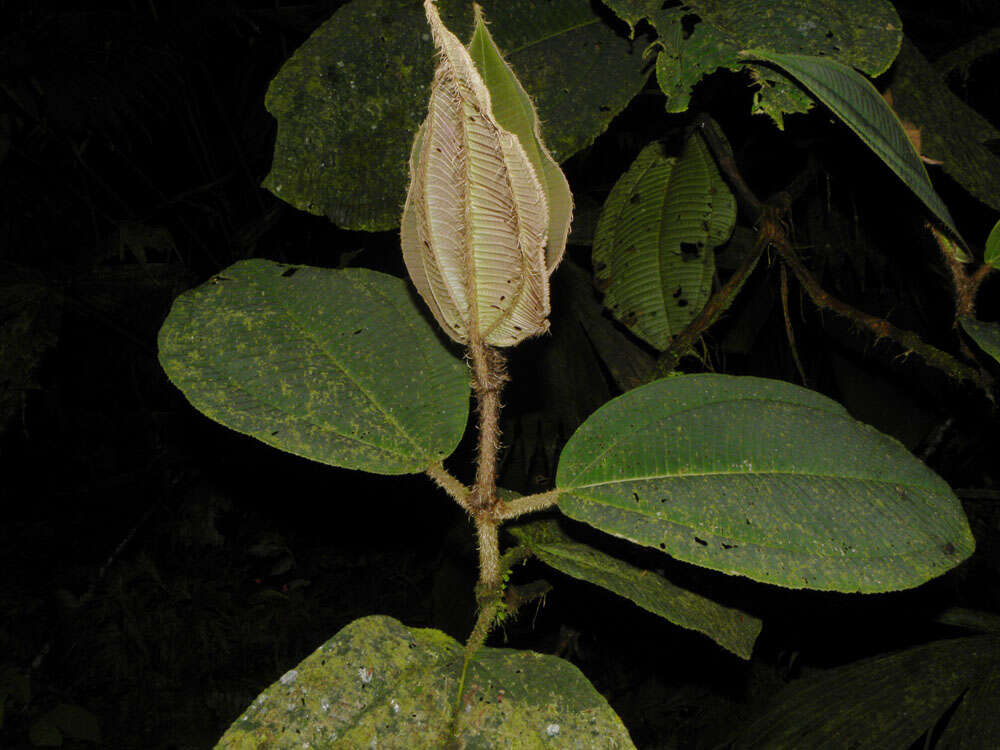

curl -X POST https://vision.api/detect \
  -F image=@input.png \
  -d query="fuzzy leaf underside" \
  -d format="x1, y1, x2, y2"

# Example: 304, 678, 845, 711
215, 615, 636, 748
158, 261, 470, 475
556, 374, 975, 593
468, 10, 574, 272
400, 1, 553, 348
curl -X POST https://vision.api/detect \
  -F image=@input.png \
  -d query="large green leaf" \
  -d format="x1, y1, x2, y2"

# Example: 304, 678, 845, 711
158, 260, 470, 475
959, 316, 1000, 367
510, 519, 761, 659
215, 615, 636, 748
738, 636, 1000, 748
264, 0, 647, 231
592, 132, 736, 351
741, 49, 961, 241
601, 0, 901, 121
555, 374, 974, 593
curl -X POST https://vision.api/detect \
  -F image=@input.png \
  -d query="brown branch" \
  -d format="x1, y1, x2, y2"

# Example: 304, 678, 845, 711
775, 239, 992, 391
653, 221, 769, 378
931, 224, 978, 320
780, 262, 808, 385
461, 338, 508, 656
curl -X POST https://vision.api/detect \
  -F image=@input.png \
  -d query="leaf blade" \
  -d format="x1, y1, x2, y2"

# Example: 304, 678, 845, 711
593, 132, 736, 350
158, 260, 470, 475
556, 374, 974, 592
741, 49, 961, 239
216, 615, 636, 748
510, 519, 762, 659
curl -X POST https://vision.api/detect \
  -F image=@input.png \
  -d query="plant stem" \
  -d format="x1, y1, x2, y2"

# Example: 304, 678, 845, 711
469, 343, 504, 515
776, 239, 993, 391
425, 462, 472, 512
497, 489, 560, 521
465, 339, 507, 637
653, 227, 767, 378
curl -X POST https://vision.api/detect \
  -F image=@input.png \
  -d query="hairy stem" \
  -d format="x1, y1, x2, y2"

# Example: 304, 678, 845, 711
425, 462, 472, 512
497, 489, 560, 521
466, 339, 508, 636
469, 343, 505, 514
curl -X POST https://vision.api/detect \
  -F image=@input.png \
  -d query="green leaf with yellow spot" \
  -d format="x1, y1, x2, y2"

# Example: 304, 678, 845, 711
158, 260, 470, 475
215, 615, 636, 748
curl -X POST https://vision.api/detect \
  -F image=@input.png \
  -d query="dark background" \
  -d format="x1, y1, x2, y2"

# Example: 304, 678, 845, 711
2, 1, 1000, 747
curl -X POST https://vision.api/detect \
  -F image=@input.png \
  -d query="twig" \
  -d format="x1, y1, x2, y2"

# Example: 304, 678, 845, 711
653, 224, 768, 378
497, 490, 560, 521
780, 262, 808, 385
425, 462, 472, 512
775, 239, 993, 391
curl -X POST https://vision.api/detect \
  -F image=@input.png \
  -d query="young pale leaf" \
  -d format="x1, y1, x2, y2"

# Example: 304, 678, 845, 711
985, 218, 1000, 269
510, 519, 761, 660
593, 132, 736, 350
741, 49, 962, 243
401, 1, 567, 348
959, 316, 1000, 367
467, 6, 573, 272
216, 615, 636, 749
739, 636, 1000, 749
555, 374, 974, 593
158, 260, 470, 475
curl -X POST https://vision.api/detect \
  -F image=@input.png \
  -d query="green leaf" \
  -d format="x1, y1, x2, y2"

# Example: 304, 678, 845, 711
158, 260, 470, 475
601, 0, 902, 120
264, 0, 648, 231
888, 39, 1000, 215
935, 607, 1000, 635
985, 218, 1000, 268
937, 661, 1000, 750
510, 519, 761, 660
741, 48, 961, 240
215, 615, 636, 749
555, 374, 975, 593
959, 316, 1000, 366
593, 131, 736, 351
739, 636, 1000, 748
